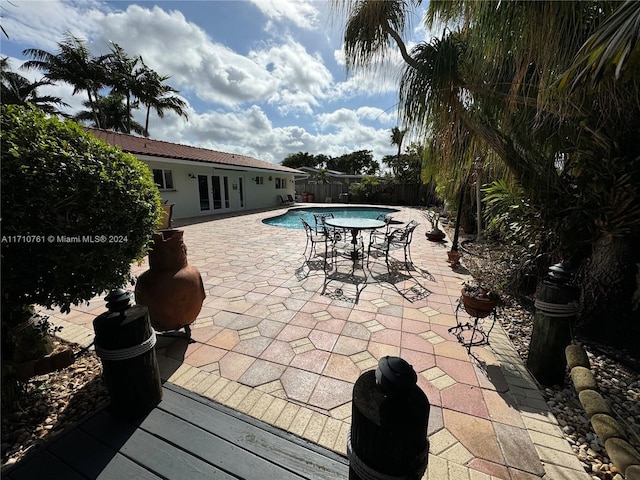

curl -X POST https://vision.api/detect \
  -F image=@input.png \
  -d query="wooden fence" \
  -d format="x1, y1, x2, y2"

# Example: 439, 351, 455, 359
295, 181, 434, 206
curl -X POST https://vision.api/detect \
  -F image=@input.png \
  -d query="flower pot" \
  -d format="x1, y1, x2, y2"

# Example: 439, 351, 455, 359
135, 230, 206, 331
461, 288, 497, 318
447, 250, 462, 268
426, 230, 446, 242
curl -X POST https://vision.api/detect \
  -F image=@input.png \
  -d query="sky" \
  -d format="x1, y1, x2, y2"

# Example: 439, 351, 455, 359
1, 0, 433, 167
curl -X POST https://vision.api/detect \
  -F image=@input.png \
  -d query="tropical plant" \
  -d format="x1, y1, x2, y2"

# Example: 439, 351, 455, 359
422, 208, 442, 233
137, 67, 189, 137
389, 126, 406, 176
22, 32, 108, 128
21, 33, 187, 136
558, 0, 640, 90
1, 57, 67, 114
336, 0, 640, 344
103, 42, 145, 134
315, 167, 330, 184
1, 105, 161, 364
74, 91, 145, 134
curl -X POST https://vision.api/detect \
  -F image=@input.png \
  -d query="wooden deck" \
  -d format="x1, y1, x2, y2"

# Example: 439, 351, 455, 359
4, 384, 349, 480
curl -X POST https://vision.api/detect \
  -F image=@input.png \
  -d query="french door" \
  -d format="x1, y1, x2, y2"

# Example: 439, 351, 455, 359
198, 174, 230, 212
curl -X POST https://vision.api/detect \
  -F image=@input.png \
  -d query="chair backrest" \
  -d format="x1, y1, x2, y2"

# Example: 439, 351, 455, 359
376, 214, 393, 233
389, 220, 419, 244
313, 212, 334, 232
287, 194, 295, 203
302, 218, 325, 239
301, 218, 313, 234
157, 203, 174, 230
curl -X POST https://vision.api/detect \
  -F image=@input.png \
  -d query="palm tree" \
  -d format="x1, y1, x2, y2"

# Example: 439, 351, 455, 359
74, 92, 144, 135
388, 126, 406, 176
22, 32, 108, 128
559, 0, 640, 90
336, 0, 640, 339
104, 43, 145, 134
1, 57, 67, 114
137, 66, 188, 137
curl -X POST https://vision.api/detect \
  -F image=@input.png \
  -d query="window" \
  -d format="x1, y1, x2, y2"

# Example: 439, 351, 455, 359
152, 169, 174, 189
275, 177, 286, 189
255, 176, 264, 185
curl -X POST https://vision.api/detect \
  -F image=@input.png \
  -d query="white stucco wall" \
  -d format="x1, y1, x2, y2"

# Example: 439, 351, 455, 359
140, 157, 295, 220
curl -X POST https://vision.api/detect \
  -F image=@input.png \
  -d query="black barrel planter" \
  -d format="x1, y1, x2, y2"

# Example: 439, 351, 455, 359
93, 289, 162, 420
349, 356, 430, 480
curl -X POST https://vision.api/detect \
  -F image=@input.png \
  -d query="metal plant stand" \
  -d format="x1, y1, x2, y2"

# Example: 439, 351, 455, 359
448, 299, 498, 353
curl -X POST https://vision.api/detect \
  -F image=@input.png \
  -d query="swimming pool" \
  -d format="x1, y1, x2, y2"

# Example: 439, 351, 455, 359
263, 206, 399, 230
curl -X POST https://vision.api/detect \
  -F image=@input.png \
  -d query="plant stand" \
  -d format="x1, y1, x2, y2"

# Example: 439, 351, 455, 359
448, 299, 498, 353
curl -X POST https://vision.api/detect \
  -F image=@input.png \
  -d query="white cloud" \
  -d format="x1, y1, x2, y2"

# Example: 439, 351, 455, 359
93, 7, 332, 114
249, 38, 333, 114
250, 0, 320, 30
1, 2, 399, 165
95, 5, 276, 107
1, 0, 106, 51
148, 104, 396, 165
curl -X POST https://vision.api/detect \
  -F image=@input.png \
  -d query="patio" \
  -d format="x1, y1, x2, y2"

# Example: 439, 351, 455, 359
38, 205, 589, 479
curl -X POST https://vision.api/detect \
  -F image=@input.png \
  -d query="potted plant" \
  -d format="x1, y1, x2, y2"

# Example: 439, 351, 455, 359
460, 283, 499, 318
1, 106, 161, 398
447, 249, 462, 268
423, 209, 446, 242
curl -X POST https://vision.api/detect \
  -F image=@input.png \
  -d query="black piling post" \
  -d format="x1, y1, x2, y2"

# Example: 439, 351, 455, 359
526, 263, 580, 386
348, 356, 430, 480
93, 289, 162, 419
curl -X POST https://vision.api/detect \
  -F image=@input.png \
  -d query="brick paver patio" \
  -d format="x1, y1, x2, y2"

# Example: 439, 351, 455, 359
45, 205, 591, 480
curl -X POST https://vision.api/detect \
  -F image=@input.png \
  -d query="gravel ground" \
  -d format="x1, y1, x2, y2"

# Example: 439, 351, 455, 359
461, 237, 640, 480
1, 237, 639, 479
1, 340, 108, 471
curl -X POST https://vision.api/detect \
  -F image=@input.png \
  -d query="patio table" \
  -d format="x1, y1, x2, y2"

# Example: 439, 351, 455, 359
325, 217, 385, 267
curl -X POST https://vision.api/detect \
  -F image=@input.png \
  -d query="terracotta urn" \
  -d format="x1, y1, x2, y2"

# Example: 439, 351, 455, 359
135, 229, 205, 331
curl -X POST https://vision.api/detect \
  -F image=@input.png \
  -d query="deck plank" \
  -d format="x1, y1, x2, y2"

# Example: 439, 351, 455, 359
110, 426, 240, 480
5, 450, 86, 480
94, 453, 163, 480
159, 386, 349, 480
47, 427, 120, 478
3, 383, 349, 480
140, 408, 302, 480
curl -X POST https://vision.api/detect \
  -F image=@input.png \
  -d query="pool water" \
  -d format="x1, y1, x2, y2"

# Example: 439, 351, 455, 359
263, 206, 398, 230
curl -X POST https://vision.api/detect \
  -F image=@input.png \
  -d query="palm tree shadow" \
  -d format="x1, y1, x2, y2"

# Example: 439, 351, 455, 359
470, 353, 518, 408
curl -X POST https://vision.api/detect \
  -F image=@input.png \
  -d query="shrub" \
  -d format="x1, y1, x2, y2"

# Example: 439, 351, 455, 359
1, 105, 161, 321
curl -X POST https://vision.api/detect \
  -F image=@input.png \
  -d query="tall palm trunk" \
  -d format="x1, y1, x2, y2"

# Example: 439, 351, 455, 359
86, 89, 101, 129
578, 234, 640, 349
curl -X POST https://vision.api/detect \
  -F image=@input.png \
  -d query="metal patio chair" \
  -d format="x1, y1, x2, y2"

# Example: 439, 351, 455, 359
367, 220, 419, 271
313, 212, 343, 243
368, 213, 393, 246
301, 218, 332, 267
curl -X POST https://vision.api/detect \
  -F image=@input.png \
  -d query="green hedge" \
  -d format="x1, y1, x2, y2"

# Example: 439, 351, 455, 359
1, 105, 161, 316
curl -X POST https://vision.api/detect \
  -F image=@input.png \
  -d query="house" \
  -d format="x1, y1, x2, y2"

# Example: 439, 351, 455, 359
87, 129, 302, 220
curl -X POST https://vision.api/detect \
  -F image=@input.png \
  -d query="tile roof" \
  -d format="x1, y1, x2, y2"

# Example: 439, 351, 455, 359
86, 128, 301, 175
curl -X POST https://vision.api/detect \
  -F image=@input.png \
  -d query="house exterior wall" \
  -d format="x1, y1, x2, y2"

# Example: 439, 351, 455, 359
141, 158, 295, 219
